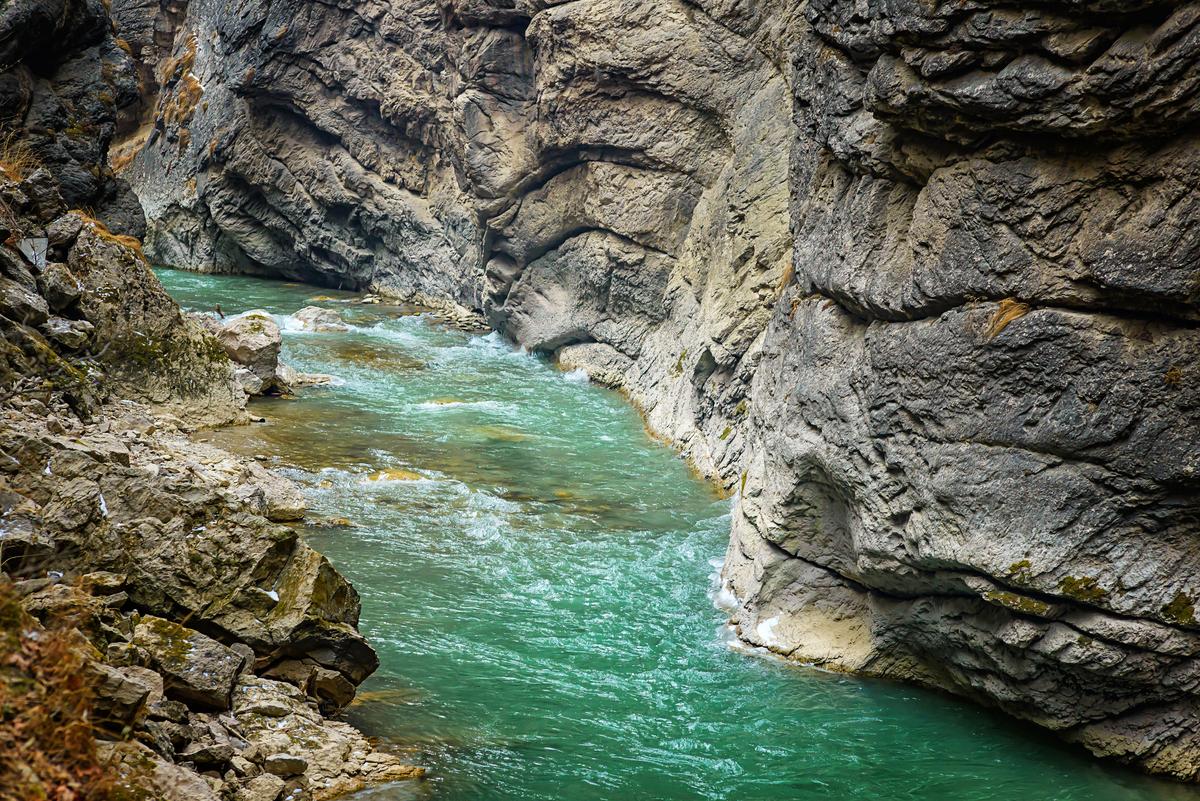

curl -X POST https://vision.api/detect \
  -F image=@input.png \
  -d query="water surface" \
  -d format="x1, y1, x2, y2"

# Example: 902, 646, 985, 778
160, 269, 1198, 801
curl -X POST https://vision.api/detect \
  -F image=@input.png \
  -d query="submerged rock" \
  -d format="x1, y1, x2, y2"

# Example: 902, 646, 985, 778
292, 305, 348, 332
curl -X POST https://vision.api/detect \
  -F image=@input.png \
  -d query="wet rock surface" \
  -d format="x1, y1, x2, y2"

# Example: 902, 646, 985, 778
119, 0, 1200, 780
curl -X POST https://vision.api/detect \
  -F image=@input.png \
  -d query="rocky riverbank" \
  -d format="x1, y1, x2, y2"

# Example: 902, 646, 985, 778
0, 170, 418, 798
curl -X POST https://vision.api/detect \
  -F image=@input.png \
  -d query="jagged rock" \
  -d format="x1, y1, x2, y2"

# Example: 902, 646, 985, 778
37, 262, 83, 312
101, 741, 222, 801
46, 213, 85, 248
0, 247, 37, 291
133, 615, 246, 711
263, 658, 355, 712
66, 218, 246, 425
91, 662, 155, 728
233, 365, 266, 396
40, 316, 93, 349
0, 490, 52, 574
233, 676, 422, 795
0, 0, 146, 230
0, 276, 49, 325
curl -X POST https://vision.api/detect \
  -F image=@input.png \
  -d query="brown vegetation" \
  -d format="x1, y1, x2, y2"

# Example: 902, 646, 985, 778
985, 298, 1031, 339
69, 210, 149, 263
0, 580, 114, 801
0, 131, 42, 182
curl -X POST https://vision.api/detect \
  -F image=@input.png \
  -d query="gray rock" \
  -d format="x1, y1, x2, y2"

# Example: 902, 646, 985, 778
38, 262, 83, 312
262, 753, 307, 778
90, 662, 154, 727
133, 615, 246, 710
16, 238, 47, 270
115, 0, 1200, 783
0, 275, 49, 325
40, 316, 93, 349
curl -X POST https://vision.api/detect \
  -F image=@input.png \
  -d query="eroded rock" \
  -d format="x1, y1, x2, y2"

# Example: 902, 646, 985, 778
134, 616, 246, 710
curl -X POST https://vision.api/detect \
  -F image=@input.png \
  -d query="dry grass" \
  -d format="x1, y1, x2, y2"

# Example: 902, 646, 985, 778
157, 35, 196, 85
0, 580, 115, 801
0, 131, 42, 182
775, 262, 794, 294
985, 298, 1031, 339
69, 210, 148, 263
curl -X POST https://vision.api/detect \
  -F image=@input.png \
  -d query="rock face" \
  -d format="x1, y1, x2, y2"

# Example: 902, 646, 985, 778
0, 0, 147, 235
122, 0, 1200, 782
0, 63, 413, 794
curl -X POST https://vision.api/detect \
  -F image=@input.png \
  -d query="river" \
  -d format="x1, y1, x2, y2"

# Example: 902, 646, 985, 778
157, 269, 1198, 801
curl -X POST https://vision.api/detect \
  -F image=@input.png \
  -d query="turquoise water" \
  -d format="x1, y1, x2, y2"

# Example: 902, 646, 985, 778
159, 269, 1198, 801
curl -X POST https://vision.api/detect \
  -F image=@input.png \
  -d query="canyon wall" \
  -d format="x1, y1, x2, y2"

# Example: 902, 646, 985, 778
121, 0, 1200, 780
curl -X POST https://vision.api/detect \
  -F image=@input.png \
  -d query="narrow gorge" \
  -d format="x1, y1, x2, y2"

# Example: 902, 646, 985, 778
1, 0, 1198, 799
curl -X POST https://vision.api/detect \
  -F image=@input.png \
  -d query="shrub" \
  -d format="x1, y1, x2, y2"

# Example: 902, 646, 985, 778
0, 580, 114, 801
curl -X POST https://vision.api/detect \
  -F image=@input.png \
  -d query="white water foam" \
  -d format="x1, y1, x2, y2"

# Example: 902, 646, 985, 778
755, 616, 781, 647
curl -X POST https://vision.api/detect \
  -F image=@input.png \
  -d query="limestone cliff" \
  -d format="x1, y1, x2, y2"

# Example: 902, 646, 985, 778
122, 0, 1200, 781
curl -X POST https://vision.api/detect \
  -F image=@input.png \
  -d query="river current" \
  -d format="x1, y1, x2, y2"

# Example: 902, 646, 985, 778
158, 269, 1198, 801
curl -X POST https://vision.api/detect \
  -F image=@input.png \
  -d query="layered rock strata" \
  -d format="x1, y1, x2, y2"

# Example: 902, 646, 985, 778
122, 0, 1200, 782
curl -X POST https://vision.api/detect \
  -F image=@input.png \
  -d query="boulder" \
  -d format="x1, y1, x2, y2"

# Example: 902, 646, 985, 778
91, 662, 156, 729
219, 311, 282, 392
244, 462, 306, 522
0, 246, 37, 290
235, 774, 285, 801
133, 615, 246, 710
263, 658, 355, 711
38, 262, 83, 312
233, 366, 266, 396
46, 212, 85, 248
262, 753, 307, 778
274, 362, 335, 392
